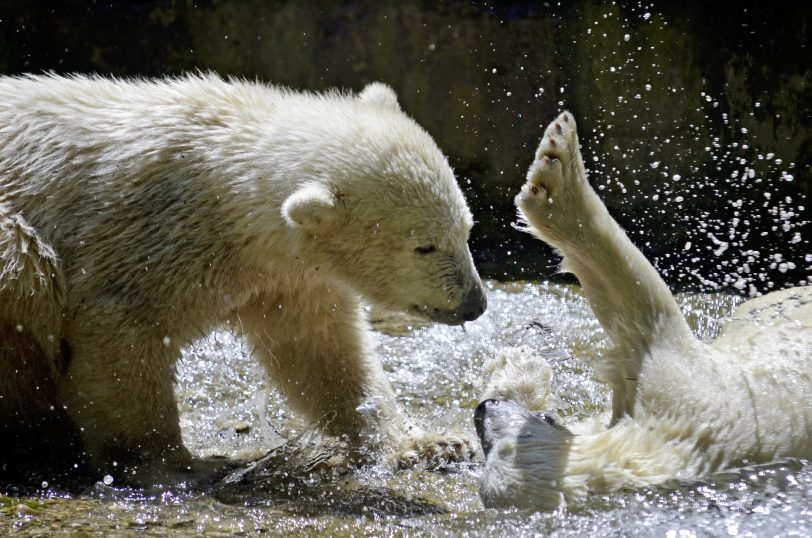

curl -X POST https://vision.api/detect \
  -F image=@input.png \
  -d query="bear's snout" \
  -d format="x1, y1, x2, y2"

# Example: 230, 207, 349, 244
459, 284, 488, 322
423, 282, 487, 325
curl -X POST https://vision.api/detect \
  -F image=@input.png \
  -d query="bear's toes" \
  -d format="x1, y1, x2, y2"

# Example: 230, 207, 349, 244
537, 113, 577, 157
394, 432, 477, 470
525, 152, 563, 202
535, 135, 563, 165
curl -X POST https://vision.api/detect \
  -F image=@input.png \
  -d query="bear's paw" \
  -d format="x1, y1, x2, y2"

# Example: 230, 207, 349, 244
514, 111, 593, 244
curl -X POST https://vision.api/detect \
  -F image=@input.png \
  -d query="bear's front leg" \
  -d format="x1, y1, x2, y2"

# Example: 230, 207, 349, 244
237, 282, 474, 467
59, 324, 191, 478
237, 284, 394, 440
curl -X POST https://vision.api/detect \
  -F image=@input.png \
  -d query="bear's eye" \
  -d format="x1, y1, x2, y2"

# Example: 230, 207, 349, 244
414, 245, 437, 255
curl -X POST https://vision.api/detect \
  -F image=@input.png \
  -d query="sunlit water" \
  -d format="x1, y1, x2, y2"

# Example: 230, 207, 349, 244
3, 281, 810, 536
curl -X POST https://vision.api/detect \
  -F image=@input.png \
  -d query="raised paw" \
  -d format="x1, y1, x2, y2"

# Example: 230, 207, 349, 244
514, 111, 593, 244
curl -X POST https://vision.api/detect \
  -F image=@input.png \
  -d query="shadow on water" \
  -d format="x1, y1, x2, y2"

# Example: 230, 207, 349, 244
0, 428, 92, 497
0, 462, 91, 498
211, 436, 445, 518
2, 434, 445, 520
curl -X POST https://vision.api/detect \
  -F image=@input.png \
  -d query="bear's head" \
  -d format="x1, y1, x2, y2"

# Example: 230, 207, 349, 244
474, 399, 573, 510
281, 83, 486, 325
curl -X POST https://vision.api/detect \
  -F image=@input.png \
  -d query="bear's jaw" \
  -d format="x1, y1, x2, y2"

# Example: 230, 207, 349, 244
478, 435, 569, 511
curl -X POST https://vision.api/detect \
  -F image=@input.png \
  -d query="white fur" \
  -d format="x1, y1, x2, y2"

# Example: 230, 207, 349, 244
0, 74, 486, 473
476, 111, 812, 510
479, 346, 554, 413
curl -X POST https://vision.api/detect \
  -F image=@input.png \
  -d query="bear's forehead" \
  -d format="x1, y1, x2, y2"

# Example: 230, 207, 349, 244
361, 172, 473, 225
404, 195, 474, 233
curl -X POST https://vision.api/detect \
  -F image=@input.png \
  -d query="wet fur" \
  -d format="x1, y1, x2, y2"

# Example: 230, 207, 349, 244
0, 74, 485, 477
477, 112, 812, 510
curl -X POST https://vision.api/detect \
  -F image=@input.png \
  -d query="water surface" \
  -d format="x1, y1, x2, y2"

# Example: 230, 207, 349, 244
4, 281, 810, 537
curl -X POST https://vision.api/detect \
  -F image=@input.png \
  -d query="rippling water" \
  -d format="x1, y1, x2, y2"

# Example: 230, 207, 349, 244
3, 281, 810, 536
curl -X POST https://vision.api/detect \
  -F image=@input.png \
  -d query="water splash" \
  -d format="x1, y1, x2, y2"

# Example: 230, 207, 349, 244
5, 283, 808, 536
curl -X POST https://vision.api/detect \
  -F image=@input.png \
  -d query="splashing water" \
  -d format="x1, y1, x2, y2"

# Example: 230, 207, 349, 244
4, 282, 808, 536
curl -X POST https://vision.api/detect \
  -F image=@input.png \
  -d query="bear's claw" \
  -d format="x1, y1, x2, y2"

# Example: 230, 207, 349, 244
394, 434, 477, 470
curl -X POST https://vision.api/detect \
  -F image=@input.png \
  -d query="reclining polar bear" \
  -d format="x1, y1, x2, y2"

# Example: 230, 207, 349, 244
475, 112, 812, 510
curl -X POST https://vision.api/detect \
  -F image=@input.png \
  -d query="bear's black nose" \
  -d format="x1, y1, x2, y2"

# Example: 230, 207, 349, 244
461, 286, 487, 321
474, 399, 499, 456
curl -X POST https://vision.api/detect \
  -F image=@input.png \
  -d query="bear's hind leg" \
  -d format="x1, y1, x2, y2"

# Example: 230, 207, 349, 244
515, 113, 695, 419
59, 329, 191, 479
0, 326, 85, 472
0, 210, 81, 466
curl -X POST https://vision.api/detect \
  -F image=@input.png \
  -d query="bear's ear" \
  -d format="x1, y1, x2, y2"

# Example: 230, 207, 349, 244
359, 82, 401, 110
282, 184, 338, 233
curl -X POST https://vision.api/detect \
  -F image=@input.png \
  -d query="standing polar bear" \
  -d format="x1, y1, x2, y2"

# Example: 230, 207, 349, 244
475, 112, 812, 510
0, 74, 486, 478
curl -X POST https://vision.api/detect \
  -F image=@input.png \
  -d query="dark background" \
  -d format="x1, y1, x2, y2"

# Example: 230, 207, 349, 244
1, 1, 809, 293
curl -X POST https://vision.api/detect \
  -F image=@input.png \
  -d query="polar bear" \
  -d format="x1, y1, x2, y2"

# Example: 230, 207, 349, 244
475, 112, 812, 510
0, 74, 486, 479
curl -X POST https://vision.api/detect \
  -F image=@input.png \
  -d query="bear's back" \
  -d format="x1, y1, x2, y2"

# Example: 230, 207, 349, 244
715, 285, 812, 351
